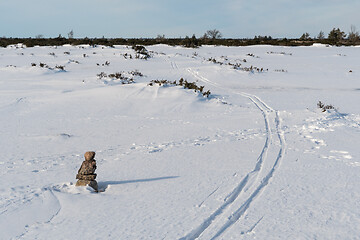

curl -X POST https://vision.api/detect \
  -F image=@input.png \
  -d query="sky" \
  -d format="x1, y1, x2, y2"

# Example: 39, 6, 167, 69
1, 0, 359, 39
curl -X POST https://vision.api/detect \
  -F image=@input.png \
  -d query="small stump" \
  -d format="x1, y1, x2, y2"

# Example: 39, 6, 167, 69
76, 151, 98, 191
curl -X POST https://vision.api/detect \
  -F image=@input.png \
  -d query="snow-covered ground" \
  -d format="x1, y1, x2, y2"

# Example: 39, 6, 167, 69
0, 43, 359, 239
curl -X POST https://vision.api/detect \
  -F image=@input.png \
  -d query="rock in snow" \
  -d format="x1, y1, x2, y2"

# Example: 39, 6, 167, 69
76, 151, 98, 191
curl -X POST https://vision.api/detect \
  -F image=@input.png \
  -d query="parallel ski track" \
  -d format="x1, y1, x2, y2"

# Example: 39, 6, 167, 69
180, 67, 286, 240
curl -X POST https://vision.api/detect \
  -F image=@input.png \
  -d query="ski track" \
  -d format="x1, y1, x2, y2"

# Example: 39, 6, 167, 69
241, 216, 264, 235
181, 63, 286, 239
1, 50, 290, 239
0, 186, 62, 239
210, 111, 286, 240
198, 187, 220, 208
19, 187, 62, 239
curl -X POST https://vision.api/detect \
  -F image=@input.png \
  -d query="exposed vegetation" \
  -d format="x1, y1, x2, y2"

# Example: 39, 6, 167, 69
182, 35, 200, 48
0, 36, 358, 48
328, 28, 347, 44
132, 45, 151, 59
267, 51, 292, 56
97, 61, 110, 66
31, 62, 66, 71
1, 26, 359, 48
96, 70, 144, 84
204, 29, 222, 39
300, 33, 311, 41
148, 78, 211, 98
317, 101, 335, 112
274, 69, 288, 73
205, 56, 267, 73
348, 25, 360, 44
128, 70, 144, 77
237, 65, 268, 73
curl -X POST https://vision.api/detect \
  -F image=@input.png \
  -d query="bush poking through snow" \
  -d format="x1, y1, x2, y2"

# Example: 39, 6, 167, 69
234, 65, 268, 73
132, 45, 151, 60
69, 59, 80, 64
55, 65, 65, 71
247, 53, 260, 58
267, 51, 292, 56
33, 62, 65, 71
128, 70, 144, 77
148, 78, 211, 98
182, 35, 200, 48
122, 53, 133, 59
39, 62, 49, 68
97, 70, 144, 84
148, 80, 175, 86
208, 57, 223, 65
97, 61, 110, 66
317, 101, 335, 112
205, 56, 265, 73
274, 69, 288, 72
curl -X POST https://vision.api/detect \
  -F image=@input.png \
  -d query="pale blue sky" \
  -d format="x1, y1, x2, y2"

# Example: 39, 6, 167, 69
1, 0, 359, 38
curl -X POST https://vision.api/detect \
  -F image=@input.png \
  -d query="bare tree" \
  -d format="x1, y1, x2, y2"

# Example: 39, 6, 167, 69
317, 31, 325, 40
348, 25, 360, 43
68, 30, 74, 39
156, 34, 165, 40
204, 29, 222, 39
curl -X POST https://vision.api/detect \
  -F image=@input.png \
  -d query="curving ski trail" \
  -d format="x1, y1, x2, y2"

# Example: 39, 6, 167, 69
180, 94, 273, 240
181, 66, 286, 240
210, 111, 285, 239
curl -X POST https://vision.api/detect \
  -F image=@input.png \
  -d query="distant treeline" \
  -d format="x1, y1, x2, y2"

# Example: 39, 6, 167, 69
0, 36, 358, 48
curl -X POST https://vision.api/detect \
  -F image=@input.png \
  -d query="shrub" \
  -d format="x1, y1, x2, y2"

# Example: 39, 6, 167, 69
182, 35, 200, 48
55, 65, 65, 71
39, 62, 49, 68
122, 53, 134, 59
97, 70, 144, 84
148, 78, 211, 98
317, 101, 335, 112
97, 61, 110, 66
208, 57, 223, 65
97, 72, 107, 79
231, 63, 267, 73
132, 45, 151, 59
69, 59, 79, 64
267, 51, 292, 56
129, 69, 143, 77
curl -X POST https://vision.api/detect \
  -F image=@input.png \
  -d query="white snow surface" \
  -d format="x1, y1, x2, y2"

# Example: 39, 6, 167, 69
0, 43, 359, 239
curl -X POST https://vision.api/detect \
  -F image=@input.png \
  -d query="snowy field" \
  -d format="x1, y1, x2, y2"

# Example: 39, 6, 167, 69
0, 43, 359, 239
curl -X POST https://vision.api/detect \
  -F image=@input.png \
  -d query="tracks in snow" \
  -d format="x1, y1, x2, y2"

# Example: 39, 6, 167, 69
0, 186, 61, 239
180, 68, 286, 239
